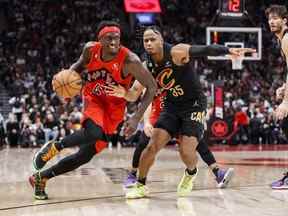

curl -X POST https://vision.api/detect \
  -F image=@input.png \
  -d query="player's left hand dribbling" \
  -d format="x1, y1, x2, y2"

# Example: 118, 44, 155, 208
274, 101, 288, 120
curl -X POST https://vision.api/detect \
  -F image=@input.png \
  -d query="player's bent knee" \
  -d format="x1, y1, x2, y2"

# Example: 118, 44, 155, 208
78, 152, 94, 165
146, 142, 161, 155
84, 120, 105, 142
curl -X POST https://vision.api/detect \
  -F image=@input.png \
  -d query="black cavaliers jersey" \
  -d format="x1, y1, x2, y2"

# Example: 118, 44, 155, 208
144, 43, 207, 109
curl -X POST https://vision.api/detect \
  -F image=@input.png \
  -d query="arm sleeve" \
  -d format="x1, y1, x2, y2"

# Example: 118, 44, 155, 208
189, 45, 230, 57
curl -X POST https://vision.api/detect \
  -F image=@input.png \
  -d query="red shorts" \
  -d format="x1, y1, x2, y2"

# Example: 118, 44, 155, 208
149, 106, 161, 126
81, 95, 126, 152
149, 94, 164, 126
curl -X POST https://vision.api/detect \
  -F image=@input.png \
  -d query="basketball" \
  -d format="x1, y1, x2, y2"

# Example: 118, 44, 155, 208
52, 69, 82, 98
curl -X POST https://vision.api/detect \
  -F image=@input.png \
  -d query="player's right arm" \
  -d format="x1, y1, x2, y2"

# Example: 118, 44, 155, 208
69, 42, 94, 73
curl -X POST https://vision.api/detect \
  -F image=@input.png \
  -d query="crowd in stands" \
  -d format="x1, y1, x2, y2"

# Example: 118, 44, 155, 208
0, 0, 287, 147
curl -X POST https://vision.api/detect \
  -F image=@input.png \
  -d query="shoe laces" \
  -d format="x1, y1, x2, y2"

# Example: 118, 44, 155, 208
41, 143, 58, 162
136, 182, 146, 189
128, 173, 136, 179
216, 170, 224, 181
35, 173, 46, 191
181, 174, 193, 189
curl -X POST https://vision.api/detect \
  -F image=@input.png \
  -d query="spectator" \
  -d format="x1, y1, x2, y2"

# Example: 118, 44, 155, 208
234, 107, 250, 144
43, 113, 59, 143
0, 0, 287, 146
5, 113, 20, 147
0, 112, 5, 146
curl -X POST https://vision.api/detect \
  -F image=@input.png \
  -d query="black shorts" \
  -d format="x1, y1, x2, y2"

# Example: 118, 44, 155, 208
154, 103, 205, 141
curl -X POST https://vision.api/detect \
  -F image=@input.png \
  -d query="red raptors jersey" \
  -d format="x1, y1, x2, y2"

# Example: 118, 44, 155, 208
82, 42, 133, 137
83, 42, 132, 101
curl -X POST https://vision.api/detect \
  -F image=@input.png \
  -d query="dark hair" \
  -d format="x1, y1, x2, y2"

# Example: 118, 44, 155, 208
96, 20, 120, 37
265, 4, 288, 19
143, 25, 162, 36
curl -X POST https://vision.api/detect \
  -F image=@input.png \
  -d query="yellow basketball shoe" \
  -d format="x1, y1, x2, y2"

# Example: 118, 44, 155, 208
125, 182, 149, 199
177, 168, 198, 197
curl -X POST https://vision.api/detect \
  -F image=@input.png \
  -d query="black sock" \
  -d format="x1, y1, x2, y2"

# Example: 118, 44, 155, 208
130, 170, 137, 177
212, 167, 219, 177
54, 141, 63, 150
138, 177, 146, 185
186, 168, 197, 176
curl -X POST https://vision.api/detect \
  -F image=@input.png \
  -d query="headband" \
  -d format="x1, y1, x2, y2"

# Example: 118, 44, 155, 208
98, 26, 121, 39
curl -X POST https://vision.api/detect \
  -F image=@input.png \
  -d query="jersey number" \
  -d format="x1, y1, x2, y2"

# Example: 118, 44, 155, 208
92, 83, 105, 96
170, 85, 184, 97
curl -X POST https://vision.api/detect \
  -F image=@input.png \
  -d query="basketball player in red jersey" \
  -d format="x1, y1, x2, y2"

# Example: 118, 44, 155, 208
266, 5, 288, 189
29, 21, 157, 200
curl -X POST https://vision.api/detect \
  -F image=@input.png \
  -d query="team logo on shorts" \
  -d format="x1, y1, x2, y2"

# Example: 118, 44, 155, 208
191, 111, 205, 124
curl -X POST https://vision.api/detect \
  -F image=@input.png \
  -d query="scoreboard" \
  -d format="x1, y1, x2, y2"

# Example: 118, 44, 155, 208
219, 0, 245, 17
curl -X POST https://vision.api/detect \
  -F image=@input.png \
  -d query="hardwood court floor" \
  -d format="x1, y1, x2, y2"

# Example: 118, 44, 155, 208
0, 144, 287, 216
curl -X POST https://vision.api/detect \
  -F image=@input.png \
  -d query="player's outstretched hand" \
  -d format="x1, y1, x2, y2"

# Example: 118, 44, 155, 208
228, 48, 256, 57
104, 84, 127, 98
274, 101, 288, 120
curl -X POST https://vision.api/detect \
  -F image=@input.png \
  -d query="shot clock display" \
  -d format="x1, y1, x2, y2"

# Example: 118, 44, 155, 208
219, 0, 245, 17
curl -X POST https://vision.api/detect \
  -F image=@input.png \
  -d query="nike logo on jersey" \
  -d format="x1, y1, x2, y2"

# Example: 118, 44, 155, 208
112, 63, 119, 71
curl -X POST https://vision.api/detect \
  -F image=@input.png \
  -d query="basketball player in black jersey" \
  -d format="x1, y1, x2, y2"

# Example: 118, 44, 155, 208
120, 26, 255, 198
107, 26, 235, 189
266, 4, 288, 189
